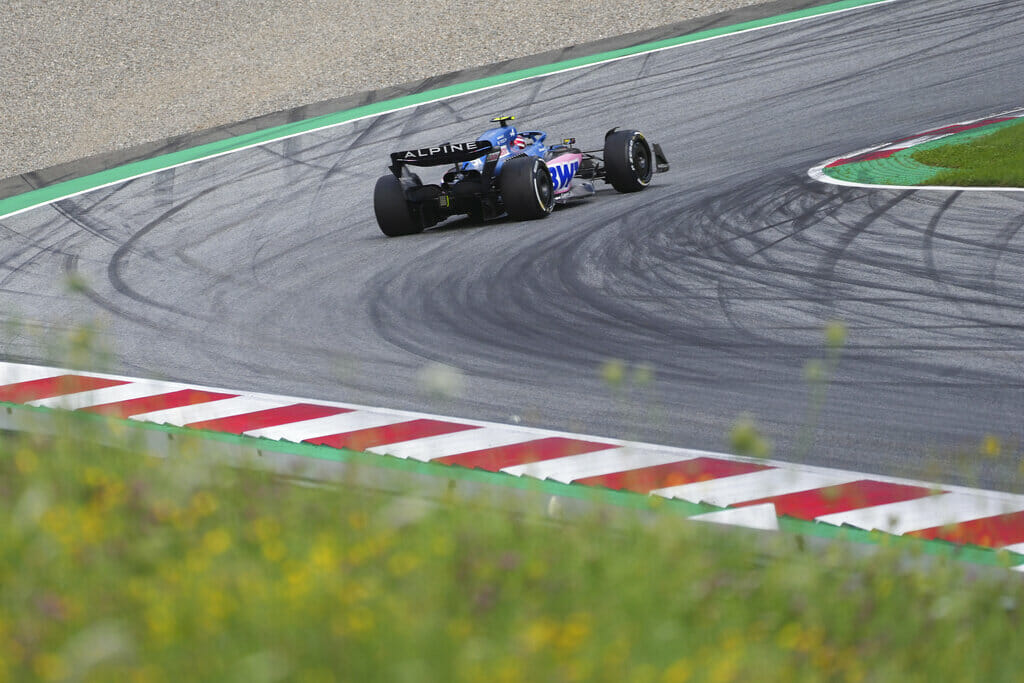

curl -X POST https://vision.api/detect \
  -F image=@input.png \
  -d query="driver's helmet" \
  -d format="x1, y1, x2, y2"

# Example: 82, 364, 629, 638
512, 135, 527, 150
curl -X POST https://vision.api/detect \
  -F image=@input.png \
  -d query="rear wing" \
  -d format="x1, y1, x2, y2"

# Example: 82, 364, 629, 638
389, 140, 494, 177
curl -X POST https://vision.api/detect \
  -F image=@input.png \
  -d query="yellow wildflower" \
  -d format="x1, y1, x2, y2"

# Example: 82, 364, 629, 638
14, 448, 38, 475
662, 658, 693, 683
709, 654, 740, 683
190, 490, 219, 518
200, 586, 232, 626
79, 507, 105, 545
145, 600, 176, 643
386, 551, 421, 577
431, 534, 454, 557
251, 517, 281, 542
494, 656, 522, 683
285, 567, 311, 602
32, 653, 67, 682
83, 466, 108, 487
602, 636, 631, 670
345, 606, 375, 634
555, 612, 592, 654
202, 528, 232, 557
982, 434, 1002, 457
261, 539, 287, 563
308, 535, 338, 574
348, 511, 368, 530
446, 617, 471, 640
524, 618, 558, 652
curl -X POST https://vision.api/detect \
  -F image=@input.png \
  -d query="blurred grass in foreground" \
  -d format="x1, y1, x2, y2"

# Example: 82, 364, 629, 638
3, 414, 1024, 681
914, 119, 1024, 187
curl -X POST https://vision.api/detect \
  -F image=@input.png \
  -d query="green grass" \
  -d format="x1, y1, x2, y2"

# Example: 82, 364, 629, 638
3, 412, 1024, 681
913, 119, 1024, 187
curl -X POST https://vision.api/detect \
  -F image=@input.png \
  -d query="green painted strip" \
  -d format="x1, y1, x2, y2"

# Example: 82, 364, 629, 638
5, 398, 1022, 568
0, 0, 893, 221
825, 147, 944, 185
823, 117, 1022, 186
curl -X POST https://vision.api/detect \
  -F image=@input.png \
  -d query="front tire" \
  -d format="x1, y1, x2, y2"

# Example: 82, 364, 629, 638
374, 174, 426, 237
500, 156, 555, 221
604, 129, 653, 193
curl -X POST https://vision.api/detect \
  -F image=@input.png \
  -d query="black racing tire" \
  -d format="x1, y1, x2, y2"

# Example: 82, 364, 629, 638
500, 156, 555, 221
603, 129, 654, 193
374, 174, 426, 237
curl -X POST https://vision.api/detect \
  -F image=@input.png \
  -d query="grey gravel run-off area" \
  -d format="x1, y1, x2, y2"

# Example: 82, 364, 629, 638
2, 0, 1023, 489
1, 0, 771, 179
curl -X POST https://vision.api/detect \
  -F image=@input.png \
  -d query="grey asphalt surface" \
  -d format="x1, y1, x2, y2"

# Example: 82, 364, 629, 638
2, 0, 1023, 489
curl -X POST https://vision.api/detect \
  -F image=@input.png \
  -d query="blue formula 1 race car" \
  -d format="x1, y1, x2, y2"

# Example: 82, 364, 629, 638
373, 116, 669, 236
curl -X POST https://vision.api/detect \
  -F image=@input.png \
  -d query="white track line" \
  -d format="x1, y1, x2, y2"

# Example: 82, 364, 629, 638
652, 469, 856, 507
817, 492, 1024, 535
244, 410, 407, 442
130, 395, 285, 426
693, 504, 781, 531
28, 381, 177, 410
0, 365, 66, 384
368, 427, 540, 462
502, 446, 683, 482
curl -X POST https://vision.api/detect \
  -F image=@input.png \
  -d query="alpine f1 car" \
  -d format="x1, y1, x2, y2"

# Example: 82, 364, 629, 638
373, 116, 669, 236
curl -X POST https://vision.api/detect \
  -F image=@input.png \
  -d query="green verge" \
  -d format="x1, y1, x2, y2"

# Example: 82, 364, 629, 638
822, 117, 1024, 187
914, 118, 1024, 187
0, 0, 891, 220
4, 404, 1024, 680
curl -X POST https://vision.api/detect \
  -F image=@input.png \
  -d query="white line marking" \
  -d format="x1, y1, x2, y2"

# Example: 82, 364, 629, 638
244, 410, 407, 442
367, 427, 538, 462
28, 381, 177, 410
817, 493, 1024, 535
502, 446, 683, 482
0, 365, 66, 385
652, 469, 856, 507
0, 0, 900, 221
130, 395, 283, 426
692, 503, 780, 531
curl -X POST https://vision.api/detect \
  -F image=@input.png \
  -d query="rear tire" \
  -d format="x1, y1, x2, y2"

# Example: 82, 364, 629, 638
374, 174, 426, 237
500, 156, 555, 221
604, 129, 653, 193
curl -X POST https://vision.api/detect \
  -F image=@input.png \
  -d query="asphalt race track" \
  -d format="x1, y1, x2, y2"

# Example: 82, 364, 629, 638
2, 0, 1023, 488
